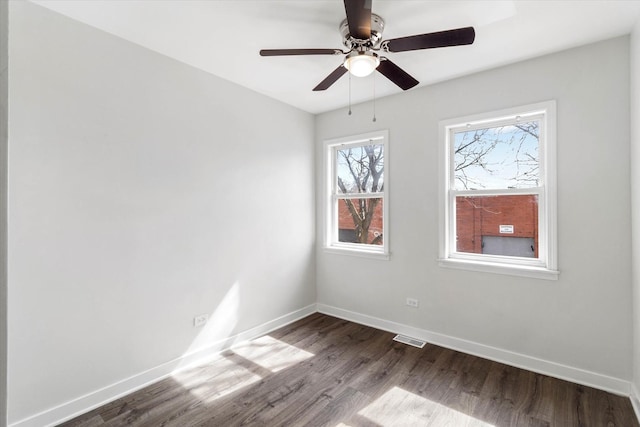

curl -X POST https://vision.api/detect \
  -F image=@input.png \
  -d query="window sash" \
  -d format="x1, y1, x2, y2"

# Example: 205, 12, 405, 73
333, 145, 384, 195
334, 192, 384, 200
448, 188, 546, 267
449, 115, 545, 191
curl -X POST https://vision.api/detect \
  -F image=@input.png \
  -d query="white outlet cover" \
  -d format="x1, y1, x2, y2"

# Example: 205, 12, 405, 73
193, 314, 208, 327
406, 298, 419, 308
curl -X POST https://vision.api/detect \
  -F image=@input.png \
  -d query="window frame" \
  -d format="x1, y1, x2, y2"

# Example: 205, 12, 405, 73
323, 130, 389, 259
438, 101, 558, 280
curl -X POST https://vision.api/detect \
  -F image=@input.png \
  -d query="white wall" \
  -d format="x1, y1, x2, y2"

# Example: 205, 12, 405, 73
631, 17, 640, 408
316, 37, 632, 389
7, 2, 315, 425
0, 0, 8, 425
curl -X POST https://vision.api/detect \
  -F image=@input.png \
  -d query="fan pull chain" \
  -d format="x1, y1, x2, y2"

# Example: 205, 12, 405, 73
372, 71, 377, 122
348, 71, 352, 116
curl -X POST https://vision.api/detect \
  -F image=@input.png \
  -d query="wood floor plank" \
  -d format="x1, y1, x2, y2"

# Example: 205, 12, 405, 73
263, 356, 372, 426
474, 361, 521, 424
58, 314, 640, 427
62, 414, 105, 427
307, 386, 371, 427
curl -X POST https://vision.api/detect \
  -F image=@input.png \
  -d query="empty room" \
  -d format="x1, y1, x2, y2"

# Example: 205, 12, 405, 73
2, 0, 640, 426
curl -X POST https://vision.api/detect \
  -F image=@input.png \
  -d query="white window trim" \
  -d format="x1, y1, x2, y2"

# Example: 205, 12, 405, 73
438, 101, 558, 280
323, 130, 390, 260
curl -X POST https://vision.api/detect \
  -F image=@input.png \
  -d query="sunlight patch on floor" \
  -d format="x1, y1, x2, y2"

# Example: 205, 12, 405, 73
357, 386, 495, 427
231, 335, 314, 372
172, 355, 261, 403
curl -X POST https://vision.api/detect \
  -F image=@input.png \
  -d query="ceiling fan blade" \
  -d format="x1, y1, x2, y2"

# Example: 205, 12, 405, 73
260, 49, 343, 56
376, 58, 419, 90
313, 65, 348, 91
383, 27, 476, 53
344, 0, 372, 40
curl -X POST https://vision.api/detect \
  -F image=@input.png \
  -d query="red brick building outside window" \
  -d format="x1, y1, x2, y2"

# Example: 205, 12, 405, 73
456, 195, 538, 258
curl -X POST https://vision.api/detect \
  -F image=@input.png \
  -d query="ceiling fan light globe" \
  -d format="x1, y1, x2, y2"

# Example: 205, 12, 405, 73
345, 53, 380, 77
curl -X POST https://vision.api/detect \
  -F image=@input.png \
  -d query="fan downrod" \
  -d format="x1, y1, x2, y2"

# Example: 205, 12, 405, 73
339, 13, 385, 49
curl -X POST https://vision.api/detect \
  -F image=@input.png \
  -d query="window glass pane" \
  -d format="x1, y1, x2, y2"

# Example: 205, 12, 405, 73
455, 194, 538, 257
453, 121, 539, 190
338, 198, 383, 245
336, 144, 384, 194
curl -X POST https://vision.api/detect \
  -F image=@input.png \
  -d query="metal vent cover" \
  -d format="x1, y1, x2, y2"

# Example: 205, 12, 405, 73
393, 334, 426, 348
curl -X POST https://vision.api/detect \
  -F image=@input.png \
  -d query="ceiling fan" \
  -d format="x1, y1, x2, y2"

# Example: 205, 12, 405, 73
259, 0, 476, 92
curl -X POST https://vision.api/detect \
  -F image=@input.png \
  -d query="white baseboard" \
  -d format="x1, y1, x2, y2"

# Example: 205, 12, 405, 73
10, 304, 317, 427
317, 303, 631, 397
631, 382, 640, 423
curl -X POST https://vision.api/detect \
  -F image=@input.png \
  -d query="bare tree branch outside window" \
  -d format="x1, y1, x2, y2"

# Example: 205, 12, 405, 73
454, 121, 539, 190
336, 144, 384, 245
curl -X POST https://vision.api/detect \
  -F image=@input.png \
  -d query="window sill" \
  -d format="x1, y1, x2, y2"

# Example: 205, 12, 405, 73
438, 258, 559, 280
324, 246, 390, 260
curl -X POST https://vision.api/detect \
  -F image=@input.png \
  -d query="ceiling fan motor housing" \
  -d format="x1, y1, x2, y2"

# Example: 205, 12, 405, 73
340, 13, 385, 49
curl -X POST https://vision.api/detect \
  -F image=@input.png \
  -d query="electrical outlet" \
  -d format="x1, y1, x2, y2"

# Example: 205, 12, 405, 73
406, 298, 419, 308
193, 314, 208, 327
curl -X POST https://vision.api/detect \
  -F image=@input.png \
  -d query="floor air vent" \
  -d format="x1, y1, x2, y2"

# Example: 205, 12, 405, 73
393, 334, 426, 348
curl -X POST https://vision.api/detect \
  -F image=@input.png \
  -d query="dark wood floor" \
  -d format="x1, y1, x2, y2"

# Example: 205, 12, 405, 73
59, 313, 638, 426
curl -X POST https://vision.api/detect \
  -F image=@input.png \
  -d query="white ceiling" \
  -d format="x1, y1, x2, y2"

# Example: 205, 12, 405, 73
31, 0, 640, 114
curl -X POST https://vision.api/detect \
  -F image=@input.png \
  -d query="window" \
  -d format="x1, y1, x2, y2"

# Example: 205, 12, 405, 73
324, 130, 389, 258
439, 101, 558, 279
